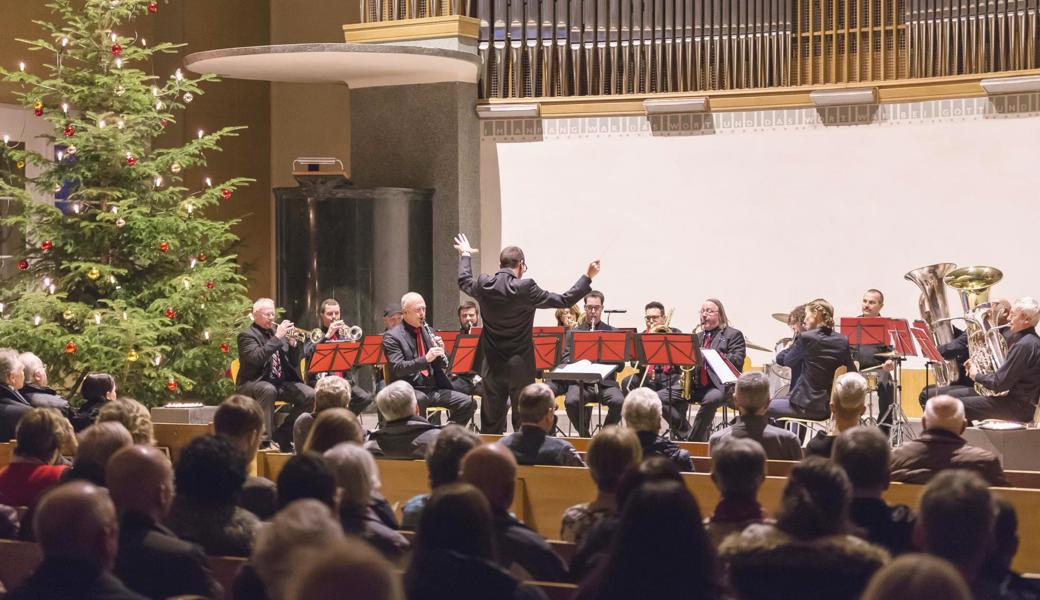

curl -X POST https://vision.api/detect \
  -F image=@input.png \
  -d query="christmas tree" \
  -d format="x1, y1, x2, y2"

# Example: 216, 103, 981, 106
0, 0, 254, 405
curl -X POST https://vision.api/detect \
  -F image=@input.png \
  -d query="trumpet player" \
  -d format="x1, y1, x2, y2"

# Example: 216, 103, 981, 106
236, 297, 315, 451
961, 297, 1040, 423
381, 292, 476, 425
303, 298, 374, 415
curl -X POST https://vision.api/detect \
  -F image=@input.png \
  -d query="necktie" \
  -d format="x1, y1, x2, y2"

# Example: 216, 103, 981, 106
416, 328, 430, 377
270, 342, 283, 380
699, 331, 713, 386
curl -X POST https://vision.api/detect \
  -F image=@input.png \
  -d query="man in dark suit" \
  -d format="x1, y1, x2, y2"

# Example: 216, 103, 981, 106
382, 292, 476, 425
709, 372, 802, 460
455, 233, 598, 434
108, 445, 222, 600
918, 326, 976, 409
769, 299, 857, 421
303, 297, 374, 415
689, 298, 747, 442
450, 300, 484, 396
563, 291, 626, 437
855, 289, 897, 434
962, 296, 1040, 423
621, 301, 683, 393
0, 350, 33, 442
499, 383, 584, 466
235, 298, 315, 450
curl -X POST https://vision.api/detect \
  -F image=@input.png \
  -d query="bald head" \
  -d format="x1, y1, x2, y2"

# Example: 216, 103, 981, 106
924, 395, 966, 434
459, 444, 517, 511
34, 481, 119, 569
400, 292, 427, 328
107, 445, 174, 520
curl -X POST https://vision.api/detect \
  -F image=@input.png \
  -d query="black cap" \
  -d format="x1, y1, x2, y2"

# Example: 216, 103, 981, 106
383, 303, 402, 317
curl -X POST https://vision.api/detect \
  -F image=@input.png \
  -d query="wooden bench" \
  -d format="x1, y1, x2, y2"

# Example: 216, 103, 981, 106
208, 555, 246, 600
480, 433, 710, 457
0, 540, 41, 591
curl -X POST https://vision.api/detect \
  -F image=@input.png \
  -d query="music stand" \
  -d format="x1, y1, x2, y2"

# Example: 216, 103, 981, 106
636, 333, 700, 438
912, 320, 946, 399
563, 331, 631, 436
357, 335, 387, 367
877, 319, 919, 447
533, 335, 563, 371
307, 342, 361, 374
437, 331, 461, 357
448, 334, 481, 376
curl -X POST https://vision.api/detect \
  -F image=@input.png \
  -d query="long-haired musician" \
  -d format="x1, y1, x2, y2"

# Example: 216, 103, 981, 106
688, 299, 747, 442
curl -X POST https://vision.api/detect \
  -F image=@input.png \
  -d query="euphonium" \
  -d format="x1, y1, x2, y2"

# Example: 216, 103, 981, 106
905, 263, 959, 387
942, 266, 1009, 397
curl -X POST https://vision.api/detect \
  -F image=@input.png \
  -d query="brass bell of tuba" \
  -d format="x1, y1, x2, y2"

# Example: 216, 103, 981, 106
942, 266, 1009, 397
905, 263, 959, 387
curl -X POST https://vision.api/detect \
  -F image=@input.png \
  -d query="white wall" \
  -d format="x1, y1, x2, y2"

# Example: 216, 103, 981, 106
479, 94, 1040, 365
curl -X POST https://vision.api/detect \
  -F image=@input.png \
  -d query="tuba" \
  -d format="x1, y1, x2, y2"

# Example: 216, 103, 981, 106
942, 266, 1009, 397
905, 263, 959, 387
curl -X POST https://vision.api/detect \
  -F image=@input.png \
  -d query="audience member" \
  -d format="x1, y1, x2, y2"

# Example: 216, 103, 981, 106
301, 407, 364, 454
365, 381, 441, 459
294, 375, 352, 452
978, 496, 1040, 599
96, 397, 154, 445
704, 437, 772, 547
214, 394, 278, 519
107, 445, 222, 600
276, 452, 336, 510
61, 422, 133, 487
560, 426, 641, 544
7, 481, 148, 600
288, 537, 403, 600
500, 383, 584, 466
165, 434, 259, 557
17, 352, 71, 414
251, 499, 346, 600
861, 554, 971, 600
460, 444, 569, 581
709, 372, 802, 460
0, 349, 33, 441
891, 395, 1008, 486
401, 424, 482, 530
719, 457, 888, 600
575, 480, 724, 600
805, 372, 868, 458
621, 387, 694, 472
324, 442, 410, 561
405, 483, 547, 600
72, 373, 117, 431
0, 408, 69, 508
832, 426, 915, 555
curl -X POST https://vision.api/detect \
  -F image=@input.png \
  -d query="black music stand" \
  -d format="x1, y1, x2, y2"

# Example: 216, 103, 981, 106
307, 341, 361, 374
562, 331, 630, 436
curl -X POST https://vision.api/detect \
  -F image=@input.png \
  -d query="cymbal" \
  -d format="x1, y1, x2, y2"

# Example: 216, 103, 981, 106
772, 312, 789, 324
874, 350, 904, 360
745, 340, 772, 352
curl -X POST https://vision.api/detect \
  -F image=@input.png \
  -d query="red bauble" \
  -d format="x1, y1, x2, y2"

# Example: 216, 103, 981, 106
34, 108, 43, 117
65, 340, 77, 354
148, 2, 158, 12
221, 189, 233, 200
220, 342, 230, 353
40, 240, 53, 251
126, 155, 137, 166
197, 252, 207, 262
159, 241, 169, 252
225, 368, 233, 379
159, 119, 168, 128
64, 125, 74, 137
164, 307, 177, 319
18, 259, 29, 270
111, 44, 122, 57
206, 280, 215, 289
166, 379, 178, 392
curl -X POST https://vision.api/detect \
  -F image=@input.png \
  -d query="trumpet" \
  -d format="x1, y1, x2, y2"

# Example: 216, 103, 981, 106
329, 320, 364, 342
289, 327, 325, 343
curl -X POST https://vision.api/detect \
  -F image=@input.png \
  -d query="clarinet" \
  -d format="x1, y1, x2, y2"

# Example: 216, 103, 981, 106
421, 320, 450, 370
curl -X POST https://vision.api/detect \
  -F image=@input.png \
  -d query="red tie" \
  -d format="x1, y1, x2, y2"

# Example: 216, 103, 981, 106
699, 331, 712, 386
416, 328, 430, 376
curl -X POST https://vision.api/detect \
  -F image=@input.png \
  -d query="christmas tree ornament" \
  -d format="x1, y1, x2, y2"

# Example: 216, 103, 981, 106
116, 119, 125, 129
159, 241, 169, 252
63, 309, 74, 320
114, 58, 122, 69
33, 315, 42, 326
15, 160, 24, 169
148, 2, 158, 12
18, 62, 25, 72
225, 368, 233, 379
182, 92, 193, 103
18, 259, 28, 270
34, 107, 43, 117
97, 119, 106, 129
115, 85, 125, 96
181, 277, 191, 289
197, 252, 207, 262
220, 342, 229, 353
127, 349, 139, 362
153, 354, 162, 366
33, 100, 42, 110
115, 217, 125, 227
87, 267, 100, 279
61, 102, 69, 114
160, 119, 168, 128
64, 124, 74, 137
126, 154, 137, 166
66, 144, 77, 155
185, 202, 194, 215
170, 162, 182, 174
52, 184, 62, 193
221, 188, 232, 200
111, 43, 122, 57
154, 175, 163, 187
164, 307, 177, 319
93, 313, 102, 324
203, 330, 210, 341
166, 379, 178, 392
65, 340, 77, 353
40, 240, 53, 251
206, 280, 215, 289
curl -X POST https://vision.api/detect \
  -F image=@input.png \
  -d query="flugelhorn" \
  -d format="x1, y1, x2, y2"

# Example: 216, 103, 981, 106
289, 327, 324, 343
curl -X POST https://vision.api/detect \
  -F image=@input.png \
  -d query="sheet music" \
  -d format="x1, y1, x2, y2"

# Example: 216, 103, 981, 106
701, 349, 738, 384
549, 359, 618, 381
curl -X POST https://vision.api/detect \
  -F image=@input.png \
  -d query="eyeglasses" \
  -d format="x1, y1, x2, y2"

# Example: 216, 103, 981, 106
644, 316, 663, 322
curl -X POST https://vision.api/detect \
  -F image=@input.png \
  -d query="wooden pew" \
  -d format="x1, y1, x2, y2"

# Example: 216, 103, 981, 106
208, 555, 246, 600
0, 442, 13, 472
0, 540, 41, 591
152, 422, 213, 462
480, 433, 710, 457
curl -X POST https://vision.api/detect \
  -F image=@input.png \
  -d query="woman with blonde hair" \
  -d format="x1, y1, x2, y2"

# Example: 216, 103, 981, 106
302, 408, 364, 454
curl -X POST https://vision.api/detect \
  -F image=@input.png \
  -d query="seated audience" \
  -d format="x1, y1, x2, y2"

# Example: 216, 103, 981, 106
0, 408, 69, 508
719, 457, 889, 600
365, 380, 441, 459
709, 372, 802, 460
301, 407, 364, 454
61, 422, 133, 486
165, 434, 259, 557
405, 483, 547, 600
108, 445, 222, 600
890, 395, 1008, 486
294, 375, 352, 452
96, 397, 154, 445
214, 394, 278, 519
72, 372, 118, 431
862, 554, 971, 600
805, 372, 868, 458
251, 499, 347, 600
7, 481, 148, 600
17, 352, 71, 414
561, 426, 641, 544
460, 444, 569, 582
276, 451, 337, 510
978, 497, 1040, 599
401, 424, 482, 530
575, 480, 724, 600
704, 437, 772, 547
0, 349, 32, 441
832, 426, 915, 555
288, 537, 403, 600
500, 382, 584, 466
621, 387, 694, 472
324, 442, 410, 561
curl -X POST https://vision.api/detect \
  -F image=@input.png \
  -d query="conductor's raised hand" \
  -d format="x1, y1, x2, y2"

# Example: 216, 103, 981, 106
453, 233, 479, 256
587, 259, 601, 279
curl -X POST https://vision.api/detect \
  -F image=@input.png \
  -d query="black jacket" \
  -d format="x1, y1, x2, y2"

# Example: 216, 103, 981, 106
776, 326, 857, 417
19, 383, 71, 415
635, 431, 694, 472
500, 426, 584, 466
0, 384, 32, 441
383, 321, 453, 391
114, 510, 222, 600
7, 557, 149, 600
458, 255, 591, 365
494, 509, 569, 582
709, 415, 803, 461
696, 326, 747, 390
235, 322, 304, 386
71, 397, 107, 432
974, 328, 1040, 410
364, 415, 441, 459
339, 506, 410, 561
406, 548, 549, 600
848, 497, 915, 556
938, 328, 973, 387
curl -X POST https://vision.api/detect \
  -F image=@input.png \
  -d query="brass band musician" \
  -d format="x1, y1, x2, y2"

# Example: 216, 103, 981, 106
303, 297, 374, 416
855, 289, 897, 435
563, 291, 626, 437
688, 299, 747, 442
961, 297, 1040, 423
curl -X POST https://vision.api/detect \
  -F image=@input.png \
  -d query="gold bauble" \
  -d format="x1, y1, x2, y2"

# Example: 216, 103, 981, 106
126, 350, 139, 362
87, 267, 101, 280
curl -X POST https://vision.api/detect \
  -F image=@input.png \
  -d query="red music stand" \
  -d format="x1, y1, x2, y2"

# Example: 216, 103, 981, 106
883, 319, 918, 357
532, 326, 565, 335
437, 331, 461, 357
636, 333, 699, 368
534, 335, 563, 370
910, 324, 943, 362
357, 335, 387, 366
449, 335, 481, 375
308, 342, 361, 374
570, 331, 631, 364
840, 317, 889, 346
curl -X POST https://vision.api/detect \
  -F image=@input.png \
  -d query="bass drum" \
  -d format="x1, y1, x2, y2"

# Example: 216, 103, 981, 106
766, 338, 792, 398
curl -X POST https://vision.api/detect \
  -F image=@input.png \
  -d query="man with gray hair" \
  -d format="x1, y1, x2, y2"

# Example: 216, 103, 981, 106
961, 296, 1040, 423
709, 372, 802, 460
62, 421, 134, 487
0, 349, 33, 442
890, 395, 1008, 486
805, 372, 868, 458
365, 380, 441, 459
622, 387, 693, 472
251, 499, 346, 600
18, 352, 71, 414
704, 437, 771, 547
499, 383, 584, 466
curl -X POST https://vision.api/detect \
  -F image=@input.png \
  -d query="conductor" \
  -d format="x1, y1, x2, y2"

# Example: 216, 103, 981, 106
455, 233, 600, 433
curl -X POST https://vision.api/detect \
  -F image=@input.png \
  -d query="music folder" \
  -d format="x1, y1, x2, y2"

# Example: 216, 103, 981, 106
700, 349, 739, 384
545, 360, 618, 384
